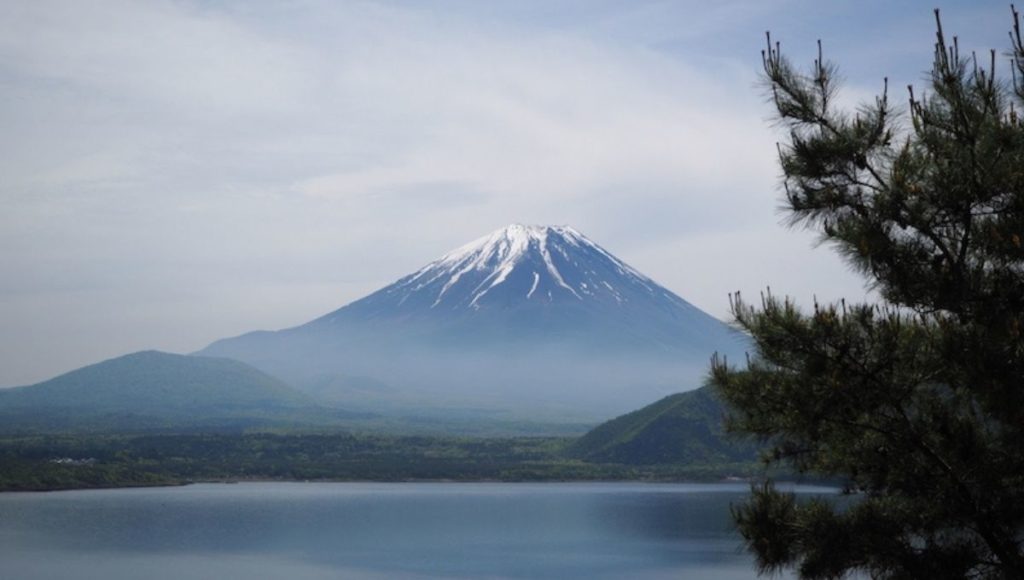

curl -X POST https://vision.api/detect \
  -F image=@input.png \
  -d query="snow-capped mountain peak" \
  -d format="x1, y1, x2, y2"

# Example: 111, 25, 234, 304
338, 224, 688, 316
422, 224, 589, 307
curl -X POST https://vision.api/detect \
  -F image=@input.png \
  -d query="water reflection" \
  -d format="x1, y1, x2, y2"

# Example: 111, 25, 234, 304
0, 482, 837, 579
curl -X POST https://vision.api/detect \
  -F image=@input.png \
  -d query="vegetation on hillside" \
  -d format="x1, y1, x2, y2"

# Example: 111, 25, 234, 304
568, 386, 757, 465
0, 351, 368, 432
0, 351, 311, 412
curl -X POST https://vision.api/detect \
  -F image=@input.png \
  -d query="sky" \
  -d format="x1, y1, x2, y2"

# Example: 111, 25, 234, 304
0, 0, 1013, 386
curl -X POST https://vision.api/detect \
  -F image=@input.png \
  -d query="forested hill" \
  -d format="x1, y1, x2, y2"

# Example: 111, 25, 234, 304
567, 386, 758, 465
0, 351, 331, 432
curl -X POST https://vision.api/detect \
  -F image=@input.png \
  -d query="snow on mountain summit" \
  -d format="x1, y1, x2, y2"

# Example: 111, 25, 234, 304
337, 224, 695, 316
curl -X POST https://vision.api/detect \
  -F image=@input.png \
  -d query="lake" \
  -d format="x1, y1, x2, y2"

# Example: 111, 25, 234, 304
0, 482, 836, 579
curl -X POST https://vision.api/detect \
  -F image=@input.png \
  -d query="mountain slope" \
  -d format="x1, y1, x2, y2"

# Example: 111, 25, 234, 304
200, 225, 749, 420
0, 351, 322, 432
567, 386, 758, 465
307, 224, 737, 351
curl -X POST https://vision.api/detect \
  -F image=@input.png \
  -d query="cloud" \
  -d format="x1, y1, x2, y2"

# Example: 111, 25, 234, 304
0, 0, 315, 114
7, 0, 994, 384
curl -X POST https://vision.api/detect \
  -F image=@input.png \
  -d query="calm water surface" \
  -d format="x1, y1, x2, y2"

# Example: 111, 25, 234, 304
0, 482, 836, 579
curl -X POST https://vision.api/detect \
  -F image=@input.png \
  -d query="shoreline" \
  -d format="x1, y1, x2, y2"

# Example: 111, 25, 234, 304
0, 473, 764, 493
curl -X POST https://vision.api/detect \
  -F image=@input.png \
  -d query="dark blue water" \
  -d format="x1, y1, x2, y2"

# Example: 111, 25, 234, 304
0, 482, 836, 579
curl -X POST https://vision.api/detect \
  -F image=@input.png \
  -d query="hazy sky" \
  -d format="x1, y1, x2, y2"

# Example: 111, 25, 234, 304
0, 0, 1012, 386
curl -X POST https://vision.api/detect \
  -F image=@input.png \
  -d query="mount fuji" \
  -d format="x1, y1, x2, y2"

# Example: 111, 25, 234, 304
199, 225, 748, 421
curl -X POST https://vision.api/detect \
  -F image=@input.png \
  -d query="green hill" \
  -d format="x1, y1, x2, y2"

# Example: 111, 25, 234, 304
567, 386, 757, 465
0, 351, 333, 432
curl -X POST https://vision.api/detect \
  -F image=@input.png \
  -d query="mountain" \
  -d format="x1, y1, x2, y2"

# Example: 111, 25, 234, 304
200, 224, 748, 421
312, 224, 734, 350
567, 386, 758, 465
0, 351, 330, 432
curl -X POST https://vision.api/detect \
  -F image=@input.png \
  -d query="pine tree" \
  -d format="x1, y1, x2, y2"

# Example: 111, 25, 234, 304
711, 8, 1024, 579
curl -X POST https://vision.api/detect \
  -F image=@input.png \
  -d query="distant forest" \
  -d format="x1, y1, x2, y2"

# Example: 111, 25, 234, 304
0, 432, 775, 492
